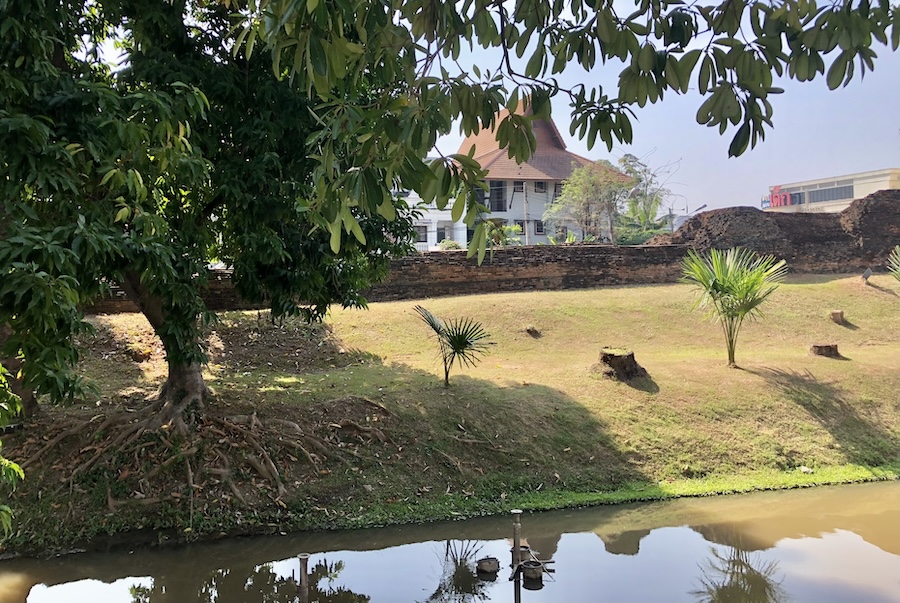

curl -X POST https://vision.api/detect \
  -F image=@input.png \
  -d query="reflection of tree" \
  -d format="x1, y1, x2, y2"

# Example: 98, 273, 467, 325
129, 557, 369, 603
422, 540, 491, 603
691, 545, 789, 603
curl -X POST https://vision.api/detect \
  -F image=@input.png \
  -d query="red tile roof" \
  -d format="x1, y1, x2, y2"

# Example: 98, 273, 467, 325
457, 98, 597, 181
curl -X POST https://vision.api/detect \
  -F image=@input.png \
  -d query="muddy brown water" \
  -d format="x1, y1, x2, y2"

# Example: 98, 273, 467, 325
1, 481, 897, 603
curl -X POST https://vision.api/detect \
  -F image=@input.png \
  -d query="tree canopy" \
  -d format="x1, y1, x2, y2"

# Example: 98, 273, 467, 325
237, 0, 900, 254
1, 0, 416, 424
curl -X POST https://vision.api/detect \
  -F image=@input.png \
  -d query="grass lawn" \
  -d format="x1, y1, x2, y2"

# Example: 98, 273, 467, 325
4, 273, 899, 553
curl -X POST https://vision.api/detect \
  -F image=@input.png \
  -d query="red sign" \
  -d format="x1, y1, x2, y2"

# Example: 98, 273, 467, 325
769, 185, 791, 207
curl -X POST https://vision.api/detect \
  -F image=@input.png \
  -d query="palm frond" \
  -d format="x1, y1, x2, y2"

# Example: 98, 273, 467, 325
888, 245, 900, 282
414, 304, 445, 336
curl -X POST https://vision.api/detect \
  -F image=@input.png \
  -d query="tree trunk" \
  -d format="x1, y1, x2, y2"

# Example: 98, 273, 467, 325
153, 361, 208, 431
120, 272, 209, 431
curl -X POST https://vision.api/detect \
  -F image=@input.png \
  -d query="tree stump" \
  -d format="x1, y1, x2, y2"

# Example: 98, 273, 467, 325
592, 348, 648, 381
830, 310, 844, 325
810, 344, 841, 358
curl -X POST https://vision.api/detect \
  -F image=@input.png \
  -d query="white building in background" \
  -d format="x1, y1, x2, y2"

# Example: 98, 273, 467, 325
761, 168, 900, 213
409, 100, 623, 251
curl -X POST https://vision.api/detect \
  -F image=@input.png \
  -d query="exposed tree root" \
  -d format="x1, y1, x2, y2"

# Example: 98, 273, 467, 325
10, 395, 396, 513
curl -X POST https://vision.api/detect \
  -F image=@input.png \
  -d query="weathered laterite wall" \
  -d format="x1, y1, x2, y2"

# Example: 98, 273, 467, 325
84, 190, 900, 314
652, 189, 900, 273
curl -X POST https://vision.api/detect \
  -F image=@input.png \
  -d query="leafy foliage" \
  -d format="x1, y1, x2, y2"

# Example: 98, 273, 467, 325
237, 0, 900, 261
484, 221, 522, 247
888, 245, 900, 282
438, 239, 464, 251
681, 248, 788, 366
0, 367, 24, 537
414, 306, 490, 387
544, 161, 634, 243
1, 0, 416, 408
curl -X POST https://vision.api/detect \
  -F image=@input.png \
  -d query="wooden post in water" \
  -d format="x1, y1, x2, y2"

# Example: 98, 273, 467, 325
512, 509, 523, 568
298, 553, 310, 603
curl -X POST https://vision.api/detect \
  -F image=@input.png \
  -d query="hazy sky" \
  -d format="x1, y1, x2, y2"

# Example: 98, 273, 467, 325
435, 45, 900, 213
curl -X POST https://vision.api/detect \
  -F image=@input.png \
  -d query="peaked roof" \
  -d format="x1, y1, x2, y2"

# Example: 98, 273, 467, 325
457, 99, 595, 181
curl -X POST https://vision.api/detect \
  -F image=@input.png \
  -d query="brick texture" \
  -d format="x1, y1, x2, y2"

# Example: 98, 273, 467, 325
84, 189, 900, 314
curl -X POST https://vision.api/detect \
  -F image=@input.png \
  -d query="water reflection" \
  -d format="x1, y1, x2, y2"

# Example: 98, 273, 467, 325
691, 537, 788, 603
127, 558, 369, 603
422, 541, 490, 603
2, 481, 898, 603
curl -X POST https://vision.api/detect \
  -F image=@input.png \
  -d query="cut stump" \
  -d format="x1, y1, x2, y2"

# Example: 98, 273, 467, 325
830, 310, 844, 325
810, 344, 841, 358
592, 348, 648, 381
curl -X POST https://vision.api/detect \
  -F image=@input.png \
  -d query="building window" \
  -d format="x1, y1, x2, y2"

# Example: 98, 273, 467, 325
414, 225, 428, 242
489, 180, 506, 212
554, 183, 563, 199
534, 181, 547, 194
513, 181, 524, 193
514, 220, 525, 233
436, 226, 447, 241
534, 220, 545, 235
808, 185, 853, 204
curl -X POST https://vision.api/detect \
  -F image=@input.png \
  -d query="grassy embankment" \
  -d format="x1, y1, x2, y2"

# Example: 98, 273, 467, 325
4, 274, 900, 554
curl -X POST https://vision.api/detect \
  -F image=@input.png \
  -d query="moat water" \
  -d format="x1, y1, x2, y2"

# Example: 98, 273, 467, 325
1, 481, 897, 603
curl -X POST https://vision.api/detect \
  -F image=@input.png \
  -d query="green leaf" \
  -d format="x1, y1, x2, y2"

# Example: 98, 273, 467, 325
377, 199, 396, 221
309, 35, 327, 76
329, 217, 342, 253
826, 53, 849, 90
728, 122, 751, 157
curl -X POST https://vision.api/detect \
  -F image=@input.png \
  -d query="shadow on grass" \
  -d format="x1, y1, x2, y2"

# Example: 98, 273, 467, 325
624, 375, 660, 394
838, 320, 860, 331
77, 315, 160, 399
864, 281, 899, 297
748, 367, 900, 467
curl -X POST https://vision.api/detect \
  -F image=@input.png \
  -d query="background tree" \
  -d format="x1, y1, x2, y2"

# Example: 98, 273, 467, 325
544, 161, 634, 243
484, 220, 522, 247
682, 248, 788, 367
0, 370, 23, 536
615, 154, 674, 244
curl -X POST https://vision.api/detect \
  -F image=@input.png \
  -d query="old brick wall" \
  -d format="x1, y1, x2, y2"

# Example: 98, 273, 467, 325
365, 244, 687, 301
653, 189, 900, 273
83, 189, 900, 314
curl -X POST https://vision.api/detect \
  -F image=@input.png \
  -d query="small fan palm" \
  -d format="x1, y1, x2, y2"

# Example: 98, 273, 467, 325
682, 247, 788, 367
888, 245, 900, 282
414, 306, 490, 387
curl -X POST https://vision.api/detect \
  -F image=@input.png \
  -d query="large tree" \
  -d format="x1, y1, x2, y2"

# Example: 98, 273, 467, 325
615, 154, 673, 244
1, 0, 416, 434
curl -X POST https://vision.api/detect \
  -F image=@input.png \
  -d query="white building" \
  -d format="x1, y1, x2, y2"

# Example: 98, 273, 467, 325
410, 100, 622, 250
761, 168, 900, 213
